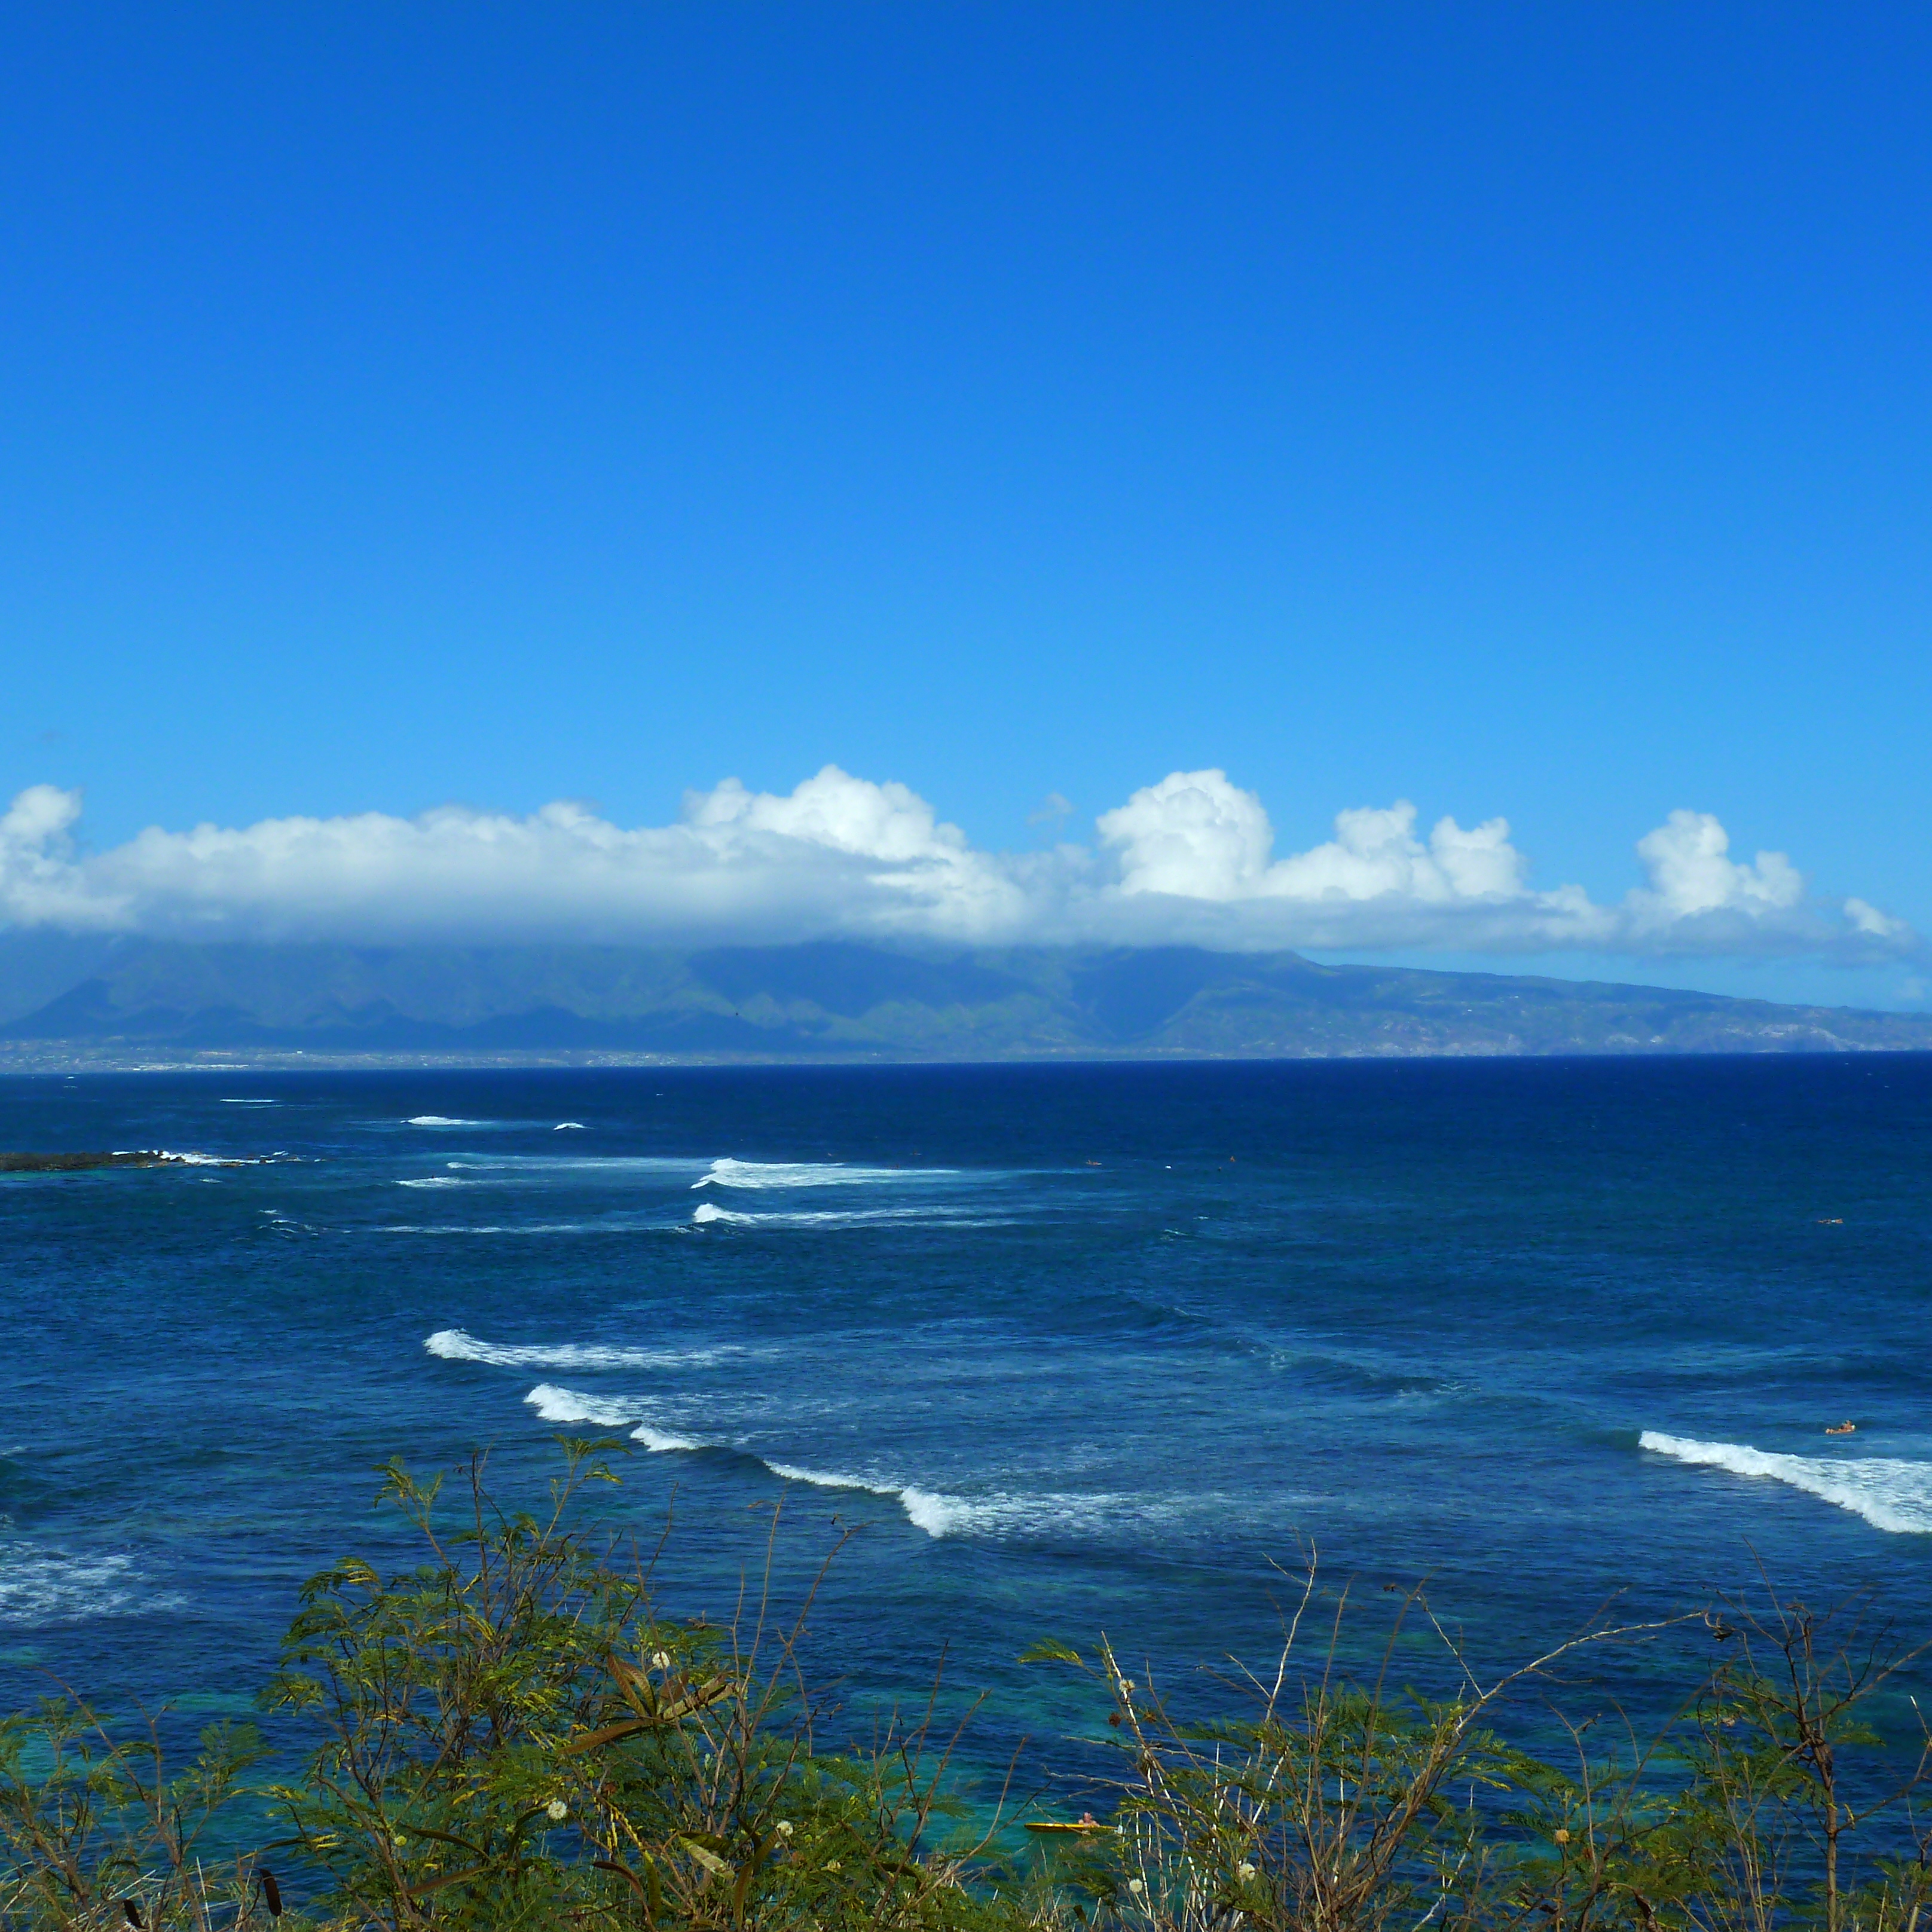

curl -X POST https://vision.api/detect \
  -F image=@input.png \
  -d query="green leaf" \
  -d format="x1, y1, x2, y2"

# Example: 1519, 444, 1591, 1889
680, 1836, 735, 1878
1017, 1639, 1084, 1666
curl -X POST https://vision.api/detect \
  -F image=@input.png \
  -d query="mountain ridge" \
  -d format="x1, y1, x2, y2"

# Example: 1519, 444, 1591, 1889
0, 936, 1927, 1063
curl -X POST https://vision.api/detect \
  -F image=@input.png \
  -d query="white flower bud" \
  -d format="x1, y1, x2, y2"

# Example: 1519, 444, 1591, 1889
775, 1821, 794, 1838
1235, 1861, 1256, 1881
1127, 1878, 1145, 1896
545, 1799, 568, 1822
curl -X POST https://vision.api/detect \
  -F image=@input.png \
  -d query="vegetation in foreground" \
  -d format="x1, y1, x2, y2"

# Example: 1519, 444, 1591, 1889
4, 1443, 1930, 1932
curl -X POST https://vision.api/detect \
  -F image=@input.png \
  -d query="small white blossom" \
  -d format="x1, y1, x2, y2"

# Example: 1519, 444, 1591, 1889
1117, 1678, 1135, 1696
1235, 1862, 1256, 1881
1127, 1879, 1145, 1896
775, 1821, 794, 1838
651, 1650, 674, 1671
545, 1799, 568, 1823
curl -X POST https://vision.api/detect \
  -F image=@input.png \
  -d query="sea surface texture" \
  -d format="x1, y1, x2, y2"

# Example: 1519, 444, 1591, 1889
4, 1057, 1930, 1768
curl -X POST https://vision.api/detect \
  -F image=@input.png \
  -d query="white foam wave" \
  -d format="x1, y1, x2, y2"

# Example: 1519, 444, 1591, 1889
524, 1383, 644, 1427
490, 1404, 974, 1540
112, 1148, 253, 1166
445, 1156, 704, 1173
386, 1224, 552, 1234
0, 1545, 181, 1625
220, 1098, 279, 1105
518, 1384, 708, 1448
633, 1423, 702, 1452
427, 1329, 727, 1369
507, 1366, 1090, 1545
1639, 1430, 1932, 1534
763, 1459, 898, 1497
383, 1219, 680, 1234
555, 1122, 586, 1130
898, 1488, 970, 1535
399, 1176, 473, 1188
407, 1115, 487, 1126
761, 1461, 968, 1534
692, 1158, 962, 1191
692, 1202, 1011, 1229
754, 1466, 1117, 1539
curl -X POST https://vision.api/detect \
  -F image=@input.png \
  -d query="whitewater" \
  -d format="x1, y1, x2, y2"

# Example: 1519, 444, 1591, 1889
1638, 1431, 1932, 1534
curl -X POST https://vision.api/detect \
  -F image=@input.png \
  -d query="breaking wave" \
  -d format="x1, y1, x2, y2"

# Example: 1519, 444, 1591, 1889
406, 1117, 487, 1126
512, 1385, 1002, 1539
692, 1202, 1012, 1230
399, 1176, 473, 1188
519, 1389, 717, 1463
691, 1158, 964, 1191
762, 1461, 971, 1536
760, 1469, 1131, 1540
427, 1329, 729, 1370
523, 1383, 647, 1428
633, 1423, 702, 1452
1638, 1430, 1932, 1534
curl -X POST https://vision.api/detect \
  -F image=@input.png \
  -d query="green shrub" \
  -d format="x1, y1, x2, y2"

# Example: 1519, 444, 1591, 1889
8, 1448, 1932, 1932
0, 1690, 275, 1929
259, 1440, 1004, 1931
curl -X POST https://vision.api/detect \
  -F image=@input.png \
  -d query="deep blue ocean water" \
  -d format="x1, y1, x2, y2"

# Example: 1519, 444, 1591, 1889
5, 1056, 1932, 1797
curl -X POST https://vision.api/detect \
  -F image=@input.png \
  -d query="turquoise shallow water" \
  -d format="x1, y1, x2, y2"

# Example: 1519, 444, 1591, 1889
4, 1056, 1931, 1780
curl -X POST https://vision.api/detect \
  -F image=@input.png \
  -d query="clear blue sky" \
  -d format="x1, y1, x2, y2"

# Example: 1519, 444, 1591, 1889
3, 5, 1927, 1001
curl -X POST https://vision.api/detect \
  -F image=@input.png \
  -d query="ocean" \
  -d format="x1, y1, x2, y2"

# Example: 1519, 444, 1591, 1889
5, 1055, 1931, 1793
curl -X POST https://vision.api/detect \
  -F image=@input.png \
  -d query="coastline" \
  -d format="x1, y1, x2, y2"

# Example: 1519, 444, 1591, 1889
2, 1036, 1928, 1075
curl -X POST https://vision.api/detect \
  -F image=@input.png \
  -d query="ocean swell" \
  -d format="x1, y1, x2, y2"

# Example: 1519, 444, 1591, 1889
1639, 1430, 1932, 1534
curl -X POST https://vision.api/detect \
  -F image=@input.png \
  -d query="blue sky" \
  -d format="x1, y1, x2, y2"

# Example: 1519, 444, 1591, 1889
2, 5, 1927, 1003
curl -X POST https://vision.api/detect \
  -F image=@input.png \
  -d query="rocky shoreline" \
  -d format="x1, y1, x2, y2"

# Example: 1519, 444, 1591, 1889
1, 1150, 198, 1172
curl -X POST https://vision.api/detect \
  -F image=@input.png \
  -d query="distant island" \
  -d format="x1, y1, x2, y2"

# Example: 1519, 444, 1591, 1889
0, 934, 1926, 1068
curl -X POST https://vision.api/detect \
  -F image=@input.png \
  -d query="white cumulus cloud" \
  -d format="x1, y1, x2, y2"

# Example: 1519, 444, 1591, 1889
1631, 809, 1803, 919
1095, 774, 1538, 913
0, 765, 1913, 962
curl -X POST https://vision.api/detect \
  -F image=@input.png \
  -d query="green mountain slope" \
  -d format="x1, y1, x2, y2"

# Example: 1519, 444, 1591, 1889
0, 936, 1927, 1060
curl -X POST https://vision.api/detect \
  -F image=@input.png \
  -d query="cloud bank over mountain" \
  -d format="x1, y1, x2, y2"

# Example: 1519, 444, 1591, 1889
0, 766, 1913, 961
